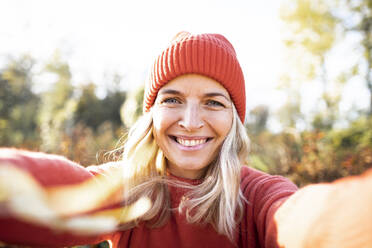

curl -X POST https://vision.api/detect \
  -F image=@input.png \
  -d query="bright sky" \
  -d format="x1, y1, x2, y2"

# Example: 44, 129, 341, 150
0, 0, 368, 130
0, 0, 286, 106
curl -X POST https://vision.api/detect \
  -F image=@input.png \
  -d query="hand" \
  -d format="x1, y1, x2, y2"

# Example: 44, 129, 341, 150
0, 164, 151, 235
275, 169, 372, 248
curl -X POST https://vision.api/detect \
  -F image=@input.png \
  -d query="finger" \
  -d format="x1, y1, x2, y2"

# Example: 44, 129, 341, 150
58, 197, 152, 235
91, 197, 152, 224
46, 165, 125, 216
0, 165, 57, 224
0, 165, 151, 234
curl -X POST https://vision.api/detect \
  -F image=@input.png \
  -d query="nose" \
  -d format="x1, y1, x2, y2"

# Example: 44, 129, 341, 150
178, 103, 204, 131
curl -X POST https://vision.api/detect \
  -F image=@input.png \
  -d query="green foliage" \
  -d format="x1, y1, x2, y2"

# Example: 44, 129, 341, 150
249, 154, 269, 172
281, 0, 338, 56
75, 83, 126, 130
280, 0, 344, 130
38, 56, 77, 153
327, 116, 372, 156
36, 57, 126, 165
0, 54, 127, 166
282, 0, 372, 116
249, 116, 372, 186
245, 105, 269, 135
0, 56, 40, 148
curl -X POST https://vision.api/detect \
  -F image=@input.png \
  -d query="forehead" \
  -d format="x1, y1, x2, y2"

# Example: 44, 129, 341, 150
159, 74, 230, 96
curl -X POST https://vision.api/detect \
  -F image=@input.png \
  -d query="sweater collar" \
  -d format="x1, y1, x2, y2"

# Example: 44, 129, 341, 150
166, 170, 204, 186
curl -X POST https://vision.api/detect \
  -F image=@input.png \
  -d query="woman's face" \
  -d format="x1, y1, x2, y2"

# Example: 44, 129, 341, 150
152, 74, 233, 179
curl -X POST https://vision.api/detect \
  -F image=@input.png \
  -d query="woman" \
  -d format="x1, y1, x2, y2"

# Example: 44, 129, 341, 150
0, 32, 371, 248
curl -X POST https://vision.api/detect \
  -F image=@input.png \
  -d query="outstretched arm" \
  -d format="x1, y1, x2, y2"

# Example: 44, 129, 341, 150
0, 148, 150, 247
275, 168, 372, 248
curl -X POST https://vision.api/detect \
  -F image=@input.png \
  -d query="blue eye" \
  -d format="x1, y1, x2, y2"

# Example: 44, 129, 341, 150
207, 100, 224, 107
163, 98, 180, 104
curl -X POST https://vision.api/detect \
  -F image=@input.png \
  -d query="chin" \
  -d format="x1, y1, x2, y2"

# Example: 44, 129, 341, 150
173, 161, 211, 175
177, 158, 209, 168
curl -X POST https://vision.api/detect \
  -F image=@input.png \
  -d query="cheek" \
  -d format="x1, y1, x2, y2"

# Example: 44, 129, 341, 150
208, 112, 233, 137
152, 108, 176, 139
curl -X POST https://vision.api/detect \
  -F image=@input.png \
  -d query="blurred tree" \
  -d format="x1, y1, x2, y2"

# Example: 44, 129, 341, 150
327, 115, 372, 175
280, 0, 341, 130
73, 79, 127, 165
120, 85, 144, 127
276, 79, 305, 130
0, 55, 40, 147
75, 83, 106, 130
75, 74, 126, 130
37, 54, 127, 164
38, 53, 77, 154
281, 0, 338, 57
101, 89, 127, 129
0, 50, 128, 167
246, 105, 269, 135
269, 0, 372, 186
342, 0, 372, 113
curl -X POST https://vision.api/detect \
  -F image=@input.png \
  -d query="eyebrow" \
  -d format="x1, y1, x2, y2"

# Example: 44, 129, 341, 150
204, 92, 231, 101
159, 89, 231, 101
159, 89, 181, 95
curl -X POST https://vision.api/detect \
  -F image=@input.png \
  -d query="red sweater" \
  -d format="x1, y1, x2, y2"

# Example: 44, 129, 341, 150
0, 149, 297, 247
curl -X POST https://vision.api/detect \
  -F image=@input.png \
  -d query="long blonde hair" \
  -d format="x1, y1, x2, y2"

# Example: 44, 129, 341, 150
118, 105, 250, 241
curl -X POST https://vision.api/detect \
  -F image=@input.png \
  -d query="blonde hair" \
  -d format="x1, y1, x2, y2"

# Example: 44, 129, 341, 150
118, 105, 250, 241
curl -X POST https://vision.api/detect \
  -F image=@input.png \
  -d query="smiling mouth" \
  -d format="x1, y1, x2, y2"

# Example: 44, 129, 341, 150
170, 136, 212, 147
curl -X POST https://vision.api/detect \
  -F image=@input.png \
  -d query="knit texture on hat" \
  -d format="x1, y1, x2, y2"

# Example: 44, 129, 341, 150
144, 32, 246, 122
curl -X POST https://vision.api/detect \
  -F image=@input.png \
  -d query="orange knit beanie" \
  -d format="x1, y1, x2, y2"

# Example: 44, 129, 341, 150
143, 31, 246, 123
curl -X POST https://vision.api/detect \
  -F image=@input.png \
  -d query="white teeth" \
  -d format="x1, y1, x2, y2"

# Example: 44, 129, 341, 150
176, 138, 207, 147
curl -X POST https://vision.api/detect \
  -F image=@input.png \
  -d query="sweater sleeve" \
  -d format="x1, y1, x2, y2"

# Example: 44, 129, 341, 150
240, 166, 298, 248
0, 148, 119, 247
